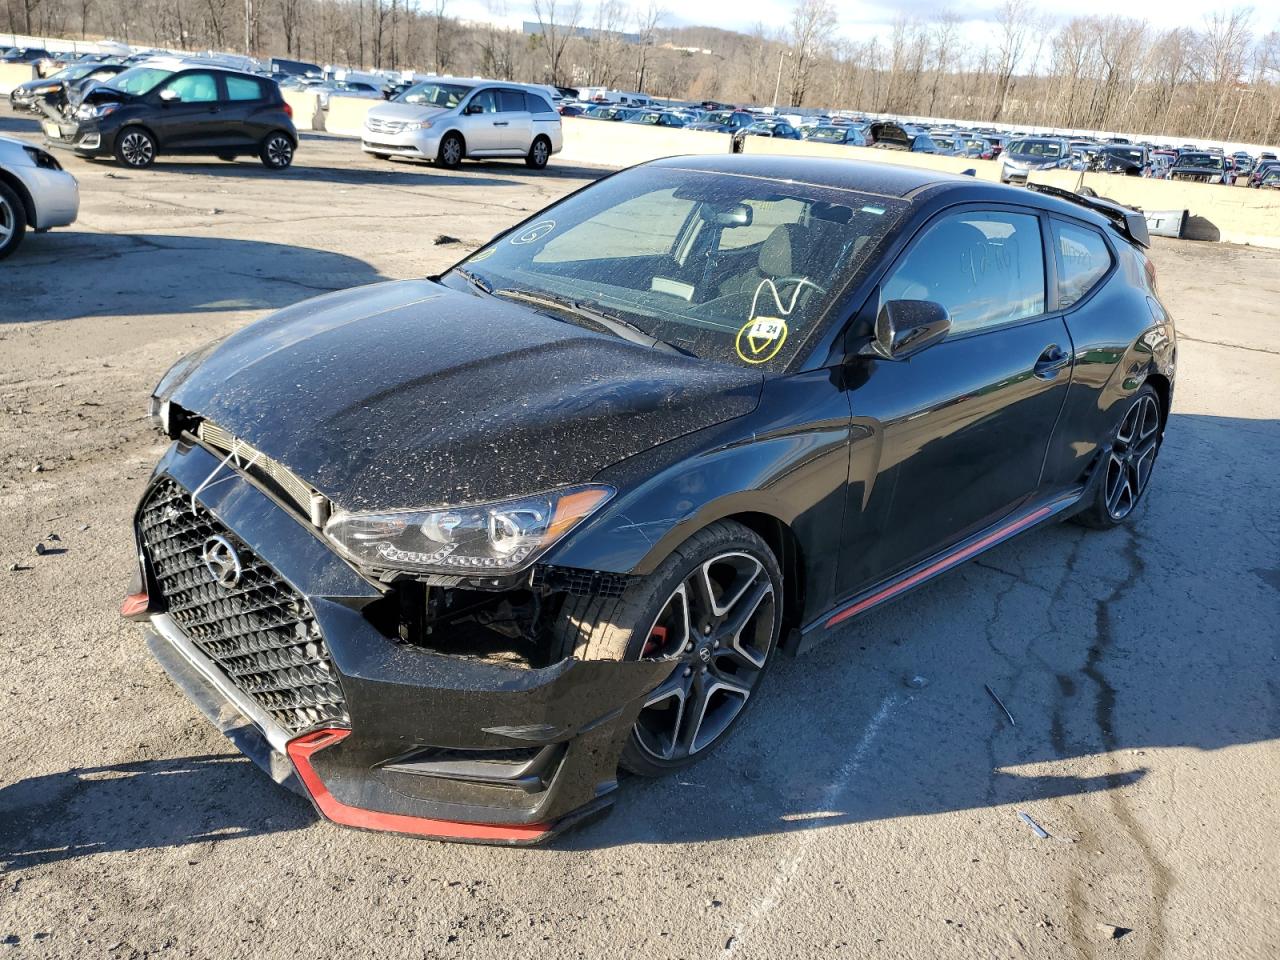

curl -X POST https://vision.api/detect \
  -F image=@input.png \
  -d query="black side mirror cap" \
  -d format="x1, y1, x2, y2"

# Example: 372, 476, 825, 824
862, 299, 951, 360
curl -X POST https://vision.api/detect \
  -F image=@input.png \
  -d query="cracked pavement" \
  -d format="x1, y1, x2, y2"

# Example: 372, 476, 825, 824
0, 112, 1277, 959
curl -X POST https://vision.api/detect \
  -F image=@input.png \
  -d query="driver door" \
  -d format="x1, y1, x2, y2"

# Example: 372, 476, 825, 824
150, 71, 221, 151
836, 206, 1075, 596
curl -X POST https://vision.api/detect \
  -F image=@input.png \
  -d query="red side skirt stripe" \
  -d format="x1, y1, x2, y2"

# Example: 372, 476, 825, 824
825, 505, 1055, 629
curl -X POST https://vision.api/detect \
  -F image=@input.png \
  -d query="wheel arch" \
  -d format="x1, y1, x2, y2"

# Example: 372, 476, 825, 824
440, 128, 466, 154
118, 121, 160, 150
723, 511, 805, 642
0, 168, 37, 228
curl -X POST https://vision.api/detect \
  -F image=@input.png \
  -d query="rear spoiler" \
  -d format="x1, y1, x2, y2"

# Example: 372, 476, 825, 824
1026, 182, 1151, 248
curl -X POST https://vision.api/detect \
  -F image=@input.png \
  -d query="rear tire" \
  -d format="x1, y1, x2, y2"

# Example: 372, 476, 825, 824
217, 154, 237, 162
525, 136, 551, 169
259, 132, 294, 170
0, 180, 29, 260
1074, 385, 1162, 529
437, 132, 464, 169
550, 520, 783, 776
114, 128, 156, 168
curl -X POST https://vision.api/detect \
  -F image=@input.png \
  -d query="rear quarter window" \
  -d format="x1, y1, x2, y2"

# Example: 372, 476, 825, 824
225, 75, 265, 101
1053, 221, 1112, 309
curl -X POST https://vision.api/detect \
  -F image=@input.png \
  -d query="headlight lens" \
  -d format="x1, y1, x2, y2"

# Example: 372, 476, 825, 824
324, 485, 614, 576
76, 102, 117, 120
402, 119, 433, 131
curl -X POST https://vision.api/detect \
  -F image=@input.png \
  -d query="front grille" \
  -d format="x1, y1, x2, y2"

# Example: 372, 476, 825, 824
139, 477, 349, 736
365, 117, 406, 135
195, 420, 330, 527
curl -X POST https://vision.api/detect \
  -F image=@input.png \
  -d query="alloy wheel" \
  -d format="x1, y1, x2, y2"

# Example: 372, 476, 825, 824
120, 131, 153, 166
442, 137, 462, 166
533, 140, 548, 166
0, 196, 12, 245
266, 135, 293, 168
1104, 393, 1161, 520
633, 552, 777, 762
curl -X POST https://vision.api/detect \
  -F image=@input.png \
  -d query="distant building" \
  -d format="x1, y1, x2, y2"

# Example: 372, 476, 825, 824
522, 21, 642, 45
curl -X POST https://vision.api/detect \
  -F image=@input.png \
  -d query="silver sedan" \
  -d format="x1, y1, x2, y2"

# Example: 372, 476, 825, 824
0, 133, 79, 258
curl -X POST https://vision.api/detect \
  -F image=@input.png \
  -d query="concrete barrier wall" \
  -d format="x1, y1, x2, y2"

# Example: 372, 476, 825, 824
284, 90, 323, 132
324, 96, 378, 137
0, 62, 35, 96
1027, 169, 1280, 247
559, 117, 732, 166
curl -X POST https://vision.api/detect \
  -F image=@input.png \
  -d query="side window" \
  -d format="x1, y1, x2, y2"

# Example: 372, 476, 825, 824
881, 210, 1046, 335
1053, 220, 1112, 309
498, 89, 528, 112
162, 72, 218, 103
528, 94, 554, 115
467, 90, 498, 113
225, 75, 264, 101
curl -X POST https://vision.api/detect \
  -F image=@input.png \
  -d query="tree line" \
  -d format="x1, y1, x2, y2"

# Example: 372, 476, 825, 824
4, 0, 1278, 145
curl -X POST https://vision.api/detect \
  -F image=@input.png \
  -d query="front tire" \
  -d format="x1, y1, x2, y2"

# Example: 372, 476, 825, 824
437, 132, 464, 169
551, 520, 783, 776
114, 128, 156, 168
525, 136, 551, 169
1075, 385, 1163, 529
260, 132, 294, 170
0, 180, 28, 260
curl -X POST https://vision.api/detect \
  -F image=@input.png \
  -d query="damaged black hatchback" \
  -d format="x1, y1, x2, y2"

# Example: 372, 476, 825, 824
126, 156, 1176, 843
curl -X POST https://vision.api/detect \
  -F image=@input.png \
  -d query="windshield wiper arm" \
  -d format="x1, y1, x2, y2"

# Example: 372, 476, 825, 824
491, 288, 694, 357
452, 267, 494, 296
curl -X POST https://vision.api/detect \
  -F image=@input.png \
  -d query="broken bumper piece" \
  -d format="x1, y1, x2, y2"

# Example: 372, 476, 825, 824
130, 440, 674, 844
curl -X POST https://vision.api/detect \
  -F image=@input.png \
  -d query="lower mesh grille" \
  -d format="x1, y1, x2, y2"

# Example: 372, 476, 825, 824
139, 477, 349, 735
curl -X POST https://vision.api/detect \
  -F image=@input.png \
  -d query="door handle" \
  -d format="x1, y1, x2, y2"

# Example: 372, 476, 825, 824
1034, 344, 1071, 379
493, 120, 509, 126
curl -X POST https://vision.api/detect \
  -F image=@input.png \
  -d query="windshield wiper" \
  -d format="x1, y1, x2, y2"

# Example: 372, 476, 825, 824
452, 267, 493, 296
490, 288, 694, 357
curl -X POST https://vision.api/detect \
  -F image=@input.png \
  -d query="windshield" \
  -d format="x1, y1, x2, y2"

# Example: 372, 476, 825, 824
1009, 140, 1064, 159
396, 81, 469, 108
1105, 147, 1145, 162
809, 127, 845, 142
442, 167, 907, 370
1177, 154, 1222, 168
52, 63, 98, 81
105, 66, 174, 95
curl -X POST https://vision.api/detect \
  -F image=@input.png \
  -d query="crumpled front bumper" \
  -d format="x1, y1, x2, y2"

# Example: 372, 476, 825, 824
129, 440, 675, 844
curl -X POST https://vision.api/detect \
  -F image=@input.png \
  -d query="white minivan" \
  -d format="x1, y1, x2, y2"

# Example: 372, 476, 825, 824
362, 78, 563, 170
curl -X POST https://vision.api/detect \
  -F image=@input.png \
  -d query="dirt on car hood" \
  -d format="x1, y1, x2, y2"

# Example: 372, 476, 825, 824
156, 280, 764, 512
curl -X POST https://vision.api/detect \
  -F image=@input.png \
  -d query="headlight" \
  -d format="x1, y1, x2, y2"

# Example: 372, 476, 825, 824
402, 119, 433, 131
76, 102, 117, 120
324, 485, 614, 576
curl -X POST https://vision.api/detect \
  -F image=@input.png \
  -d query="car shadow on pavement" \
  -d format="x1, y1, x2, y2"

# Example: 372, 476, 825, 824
0, 754, 315, 869
559, 411, 1279, 849
150, 160, 531, 190
0, 232, 386, 323
0, 113, 39, 134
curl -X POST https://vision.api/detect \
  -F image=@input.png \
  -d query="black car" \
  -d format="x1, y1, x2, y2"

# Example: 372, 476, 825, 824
8, 61, 125, 114
1166, 152, 1226, 184
125, 156, 1175, 844
42, 61, 297, 170
0, 47, 50, 64
868, 121, 940, 154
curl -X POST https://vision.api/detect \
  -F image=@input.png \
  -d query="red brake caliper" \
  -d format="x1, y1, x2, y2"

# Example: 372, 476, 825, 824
642, 625, 669, 658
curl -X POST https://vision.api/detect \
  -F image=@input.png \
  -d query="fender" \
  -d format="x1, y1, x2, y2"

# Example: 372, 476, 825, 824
544, 369, 855, 624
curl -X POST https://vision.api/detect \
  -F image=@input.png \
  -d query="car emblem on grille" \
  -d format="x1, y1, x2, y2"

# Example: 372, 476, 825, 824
201, 535, 242, 589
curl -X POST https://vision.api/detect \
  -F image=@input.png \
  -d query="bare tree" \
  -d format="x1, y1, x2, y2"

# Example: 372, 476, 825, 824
532, 0, 582, 86
632, 0, 664, 92
785, 0, 836, 106
990, 0, 1035, 121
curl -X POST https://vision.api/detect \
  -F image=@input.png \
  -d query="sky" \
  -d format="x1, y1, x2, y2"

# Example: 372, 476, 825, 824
447, 0, 1259, 41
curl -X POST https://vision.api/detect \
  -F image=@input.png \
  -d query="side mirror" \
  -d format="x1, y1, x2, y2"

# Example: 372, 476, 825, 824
464, 102, 484, 115
159, 88, 181, 103
864, 300, 951, 360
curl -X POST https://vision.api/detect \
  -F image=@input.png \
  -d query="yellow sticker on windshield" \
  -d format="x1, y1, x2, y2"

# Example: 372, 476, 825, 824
736, 317, 788, 364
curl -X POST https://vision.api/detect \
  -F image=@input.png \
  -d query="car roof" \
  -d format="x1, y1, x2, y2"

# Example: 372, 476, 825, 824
644, 155, 1120, 230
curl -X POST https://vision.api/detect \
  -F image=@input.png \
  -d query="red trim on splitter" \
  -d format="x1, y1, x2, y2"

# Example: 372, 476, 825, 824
120, 591, 150, 618
825, 505, 1055, 629
287, 728, 554, 843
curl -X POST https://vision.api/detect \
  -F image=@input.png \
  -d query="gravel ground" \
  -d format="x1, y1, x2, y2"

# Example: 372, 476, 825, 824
0, 109, 1277, 960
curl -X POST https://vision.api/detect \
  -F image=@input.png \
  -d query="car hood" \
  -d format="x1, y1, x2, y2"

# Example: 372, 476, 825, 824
80, 85, 133, 105
366, 101, 450, 123
157, 280, 764, 512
